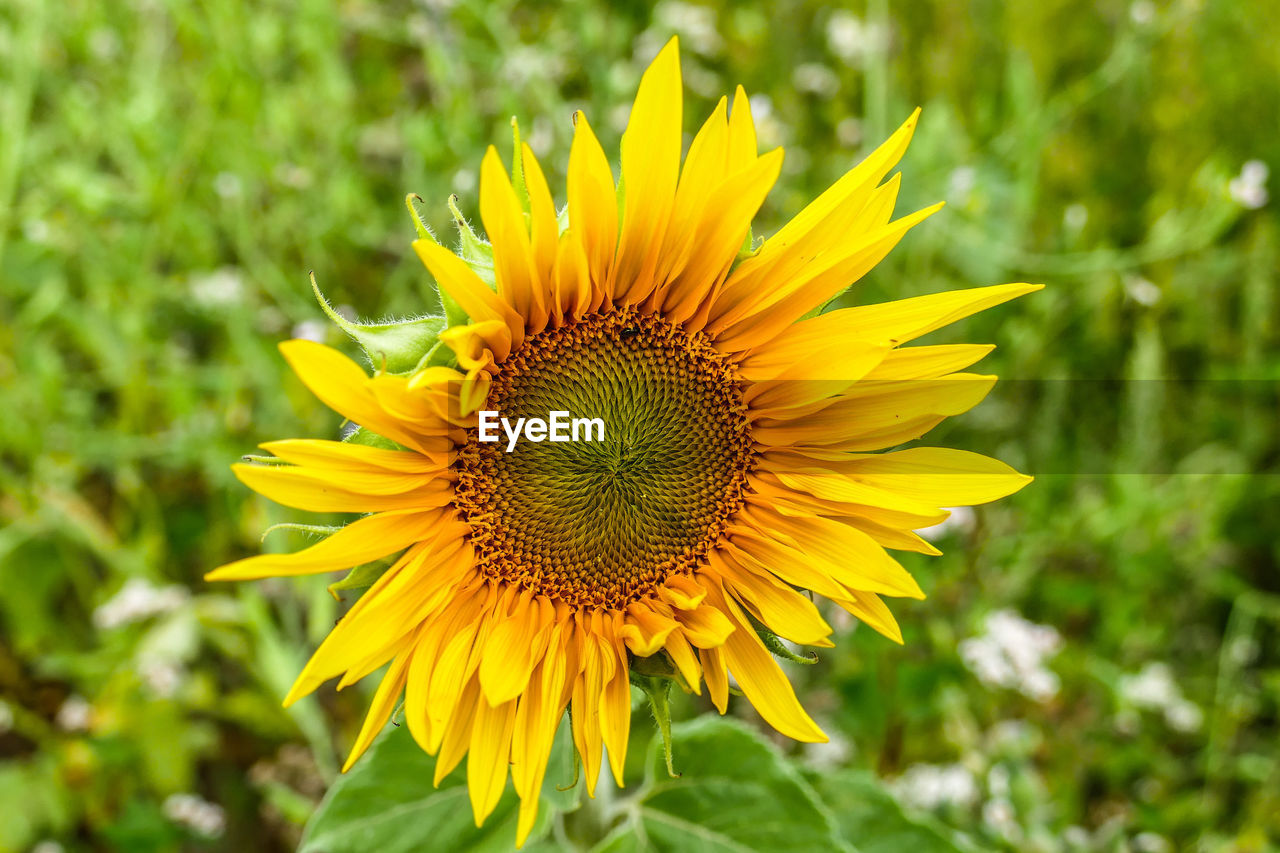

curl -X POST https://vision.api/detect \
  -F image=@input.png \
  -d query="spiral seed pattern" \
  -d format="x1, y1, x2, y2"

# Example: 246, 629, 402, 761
453, 310, 754, 608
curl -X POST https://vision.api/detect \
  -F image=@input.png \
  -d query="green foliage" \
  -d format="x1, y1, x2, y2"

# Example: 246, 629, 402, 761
1, 0, 1277, 850
299, 721, 580, 853
591, 717, 852, 853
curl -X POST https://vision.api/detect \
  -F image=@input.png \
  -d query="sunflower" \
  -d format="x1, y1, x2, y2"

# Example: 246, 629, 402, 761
210, 38, 1038, 845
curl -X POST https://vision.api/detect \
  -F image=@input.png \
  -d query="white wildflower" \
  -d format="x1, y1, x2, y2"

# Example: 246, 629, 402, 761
1129, 0, 1156, 25
164, 793, 226, 838
982, 797, 1020, 841
826, 10, 868, 63
948, 166, 977, 201
917, 506, 975, 542
1123, 274, 1161, 306
89, 28, 122, 61
893, 763, 979, 811
56, 695, 92, 732
836, 117, 862, 148
291, 320, 328, 344
23, 219, 52, 244
273, 163, 313, 189
1120, 662, 1203, 733
213, 172, 243, 199
748, 93, 773, 122
1228, 159, 1269, 209
189, 268, 246, 309
30, 842, 65, 853
653, 2, 722, 56
792, 63, 839, 97
1165, 700, 1203, 733
139, 657, 184, 699
986, 764, 1011, 798
94, 578, 190, 630
803, 725, 853, 769
960, 610, 1062, 701
453, 168, 477, 195
1063, 825, 1091, 848
1133, 832, 1171, 853
1063, 203, 1088, 231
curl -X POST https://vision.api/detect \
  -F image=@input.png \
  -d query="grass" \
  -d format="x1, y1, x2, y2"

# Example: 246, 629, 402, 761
0, 0, 1277, 850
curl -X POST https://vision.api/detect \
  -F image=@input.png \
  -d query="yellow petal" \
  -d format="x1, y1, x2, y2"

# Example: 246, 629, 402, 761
714, 201, 945, 352
206, 509, 446, 581
597, 633, 631, 787
709, 551, 834, 647
673, 599, 735, 648
480, 147, 546, 331
341, 640, 413, 772
620, 603, 679, 656
567, 112, 618, 297
726, 533, 851, 604
413, 238, 525, 347
708, 109, 921, 331
258, 439, 441, 473
440, 319, 512, 366
434, 675, 482, 784
836, 448, 1034, 506
467, 694, 517, 825
746, 474, 947, 530
552, 229, 592, 324
762, 512, 925, 599
522, 143, 559, 293
571, 626, 606, 796
836, 590, 904, 644
862, 344, 995, 380
663, 630, 702, 692
479, 594, 546, 705
727, 85, 757, 171
700, 646, 729, 713
662, 148, 784, 322
827, 282, 1044, 346
612, 37, 682, 305
652, 97, 730, 291
711, 585, 827, 743
278, 340, 440, 454
751, 374, 996, 449
232, 463, 451, 513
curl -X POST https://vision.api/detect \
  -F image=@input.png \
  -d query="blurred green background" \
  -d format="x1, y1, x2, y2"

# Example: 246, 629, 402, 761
1, 0, 1277, 850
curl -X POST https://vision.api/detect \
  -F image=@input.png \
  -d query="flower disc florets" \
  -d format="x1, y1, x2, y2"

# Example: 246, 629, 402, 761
454, 309, 754, 609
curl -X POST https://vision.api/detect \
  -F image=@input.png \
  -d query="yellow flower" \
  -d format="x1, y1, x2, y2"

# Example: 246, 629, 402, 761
210, 37, 1038, 846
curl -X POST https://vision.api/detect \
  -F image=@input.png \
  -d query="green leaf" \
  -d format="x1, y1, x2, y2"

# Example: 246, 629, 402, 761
449, 193, 497, 290
806, 770, 977, 853
326, 559, 391, 601
310, 272, 446, 374
343, 427, 406, 451
300, 716, 581, 853
592, 717, 853, 853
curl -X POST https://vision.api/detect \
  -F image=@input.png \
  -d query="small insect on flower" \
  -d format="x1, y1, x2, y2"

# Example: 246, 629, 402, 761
209, 37, 1038, 847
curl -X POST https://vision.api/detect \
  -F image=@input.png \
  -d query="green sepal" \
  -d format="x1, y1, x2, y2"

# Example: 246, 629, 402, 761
414, 339, 459, 372
342, 426, 406, 451
240, 453, 287, 465
309, 272, 446, 374
510, 117, 529, 216
327, 559, 392, 602
737, 225, 757, 260
260, 522, 341, 542
755, 625, 819, 665
629, 672, 680, 779
447, 194, 496, 291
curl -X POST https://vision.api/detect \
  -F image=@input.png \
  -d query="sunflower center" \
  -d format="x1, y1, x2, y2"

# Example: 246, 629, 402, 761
454, 310, 754, 608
